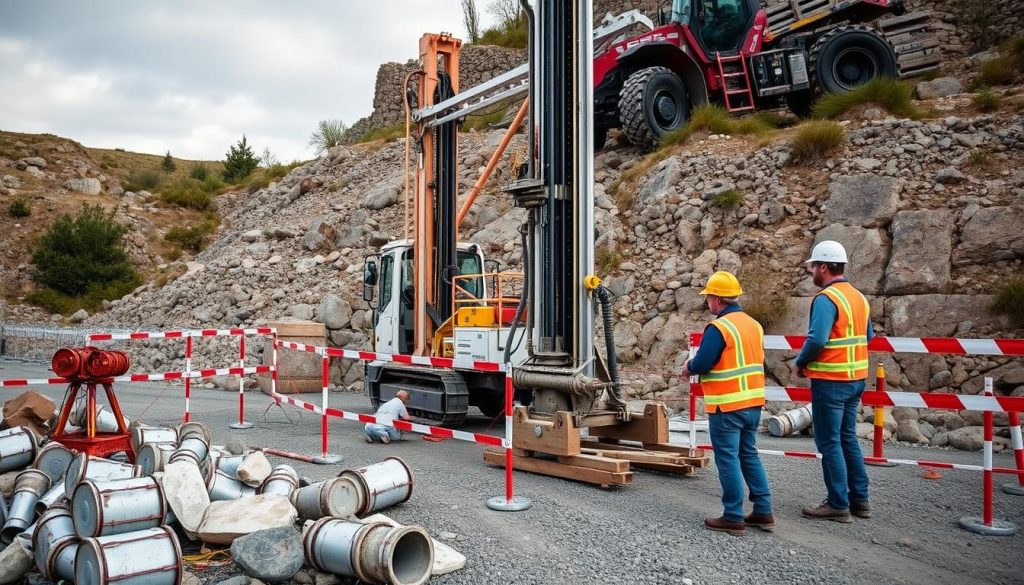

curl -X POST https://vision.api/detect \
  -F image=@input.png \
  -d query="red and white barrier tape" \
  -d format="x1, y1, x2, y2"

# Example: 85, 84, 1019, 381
690, 332, 1024, 356
274, 339, 506, 373
756, 386, 1024, 413
268, 390, 504, 448
0, 365, 273, 387
87, 327, 276, 341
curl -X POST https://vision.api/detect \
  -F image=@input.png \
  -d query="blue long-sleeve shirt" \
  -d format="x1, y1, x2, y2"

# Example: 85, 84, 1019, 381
687, 304, 743, 375
794, 279, 874, 368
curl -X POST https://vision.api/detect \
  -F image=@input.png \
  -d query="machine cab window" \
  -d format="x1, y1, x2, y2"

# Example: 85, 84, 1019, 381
696, 0, 753, 54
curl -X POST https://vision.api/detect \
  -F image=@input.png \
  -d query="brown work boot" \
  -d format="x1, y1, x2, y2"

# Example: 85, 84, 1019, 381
704, 516, 746, 536
744, 513, 775, 532
851, 501, 871, 519
801, 500, 853, 523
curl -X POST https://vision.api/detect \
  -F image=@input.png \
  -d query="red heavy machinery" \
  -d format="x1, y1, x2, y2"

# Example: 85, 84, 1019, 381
362, 1, 709, 485
594, 0, 906, 147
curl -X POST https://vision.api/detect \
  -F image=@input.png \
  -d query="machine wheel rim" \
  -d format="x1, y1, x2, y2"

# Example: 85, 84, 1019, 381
653, 88, 680, 129
832, 47, 879, 91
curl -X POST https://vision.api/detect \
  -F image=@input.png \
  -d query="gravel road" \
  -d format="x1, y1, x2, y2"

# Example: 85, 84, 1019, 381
2, 358, 1022, 585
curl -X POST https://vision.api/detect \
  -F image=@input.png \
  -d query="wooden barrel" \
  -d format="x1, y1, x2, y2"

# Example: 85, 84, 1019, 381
259, 320, 327, 394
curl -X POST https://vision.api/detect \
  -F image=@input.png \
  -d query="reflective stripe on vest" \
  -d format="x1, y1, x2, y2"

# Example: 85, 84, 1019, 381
807, 282, 870, 381
702, 312, 765, 413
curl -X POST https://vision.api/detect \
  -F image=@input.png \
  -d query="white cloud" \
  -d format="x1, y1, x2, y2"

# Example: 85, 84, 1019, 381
0, 1, 501, 161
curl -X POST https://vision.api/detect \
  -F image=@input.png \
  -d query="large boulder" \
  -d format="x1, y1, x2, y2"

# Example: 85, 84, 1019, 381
361, 182, 400, 210
302, 221, 337, 252
0, 538, 33, 585
317, 294, 353, 330
955, 206, 1024, 265
163, 461, 211, 537
230, 526, 305, 584
636, 156, 682, 206
236, 451, 272, 487
884, 210, 953, 294
198, 494, 298, 545
63, 177, 102, 195
947, 426, 984, 451
822, 174, 898, 228
915, 77, 962, 99
613, 319, 641, 363
885, 295, 997, 337
813, 224, 890, 294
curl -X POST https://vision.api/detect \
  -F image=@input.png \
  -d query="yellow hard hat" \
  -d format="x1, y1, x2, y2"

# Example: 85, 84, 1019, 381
699, 271, 743, 297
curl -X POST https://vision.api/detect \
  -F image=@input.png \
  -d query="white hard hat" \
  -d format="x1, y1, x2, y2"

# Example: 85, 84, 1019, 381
805, 240, 848, 264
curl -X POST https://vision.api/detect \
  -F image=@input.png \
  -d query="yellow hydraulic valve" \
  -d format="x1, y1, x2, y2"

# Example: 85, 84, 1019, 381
584, 274, 601, 291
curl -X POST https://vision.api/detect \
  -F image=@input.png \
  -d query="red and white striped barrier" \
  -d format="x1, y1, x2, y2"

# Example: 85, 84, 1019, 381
758, 386, 1024, 413
1002, 410, 1024, 496
273, 340, 506, 373
690, 332, 1024, 356
87, 327, 276, 341
0, 365, 273, 387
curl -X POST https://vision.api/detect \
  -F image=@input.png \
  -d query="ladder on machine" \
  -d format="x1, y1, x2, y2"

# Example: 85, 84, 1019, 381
715, 52, 755, 113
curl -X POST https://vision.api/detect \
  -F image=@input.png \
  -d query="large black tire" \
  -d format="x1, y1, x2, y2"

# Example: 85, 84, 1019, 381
618, 66, 690, 149
809, 25, 899, 95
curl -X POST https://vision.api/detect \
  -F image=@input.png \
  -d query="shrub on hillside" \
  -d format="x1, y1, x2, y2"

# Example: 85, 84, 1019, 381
222, 135, 260, 183
972, 88, 1001, 112
740, 270, 790, 332
189, 162, 210, 181
812, 78, 920, 119
164, 214, 218, 253
30, 204, 140, 303
789, 121, 846, 163
309, 120, 348, 155
158, 175, 224, 210
8, 196, 30, 218
991, 275, 1024, 328
126, 169, 162, 192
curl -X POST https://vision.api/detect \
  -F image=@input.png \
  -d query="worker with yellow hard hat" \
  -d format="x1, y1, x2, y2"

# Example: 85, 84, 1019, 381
682, 270, 773, 536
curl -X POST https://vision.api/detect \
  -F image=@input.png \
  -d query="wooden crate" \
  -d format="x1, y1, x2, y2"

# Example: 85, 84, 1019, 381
878, 11, 942, 77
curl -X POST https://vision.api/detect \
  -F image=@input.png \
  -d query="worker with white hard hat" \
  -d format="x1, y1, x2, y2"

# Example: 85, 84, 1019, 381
795, 240, 874, 524
682, 271, 773, 536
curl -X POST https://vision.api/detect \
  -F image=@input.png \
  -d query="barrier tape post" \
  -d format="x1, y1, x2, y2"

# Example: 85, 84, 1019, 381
1001, 410, 1024, 496
867, 364, 896, 467
311, 348, 342, 464
687, 333, 701, 458
958, 378, 1018, 536
271, 334, 279, 395
183, 336, 192, 423
229, 334, 254, 430
487, 363, 531, 511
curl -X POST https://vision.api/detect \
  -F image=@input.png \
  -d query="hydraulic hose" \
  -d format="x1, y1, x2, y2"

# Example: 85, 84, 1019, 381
595, 284, 622, 400
503, 221, 531, 364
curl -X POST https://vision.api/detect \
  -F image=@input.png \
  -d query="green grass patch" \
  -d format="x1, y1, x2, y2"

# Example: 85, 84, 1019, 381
710, 188, 744, 210
125, 169, 162, 192
164, 213, 218, 253
242, 161, 304, 192
660, 105, 780, 148
812, 78, 921, 119
358, 123, 406, 144
967, 149, 992, 167
991, 274, 1024, 328
972, 88, 1001, 112
596, 248, 623, 274
790, 120, 846, 164
27, 278, 141, 315
7, 196, 30, 218
740, 269, 790, 332
158, 175, 225, 210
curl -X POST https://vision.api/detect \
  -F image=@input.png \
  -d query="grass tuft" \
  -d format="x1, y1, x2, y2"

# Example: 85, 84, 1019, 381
358, 123, 406, 144
710, 188, 744, 210
596, 247, 623, 274
661, 105, 780, 148
972, 88, 1001, 112
7, 196, 30, 218
739, 269, 790, 331
789, 121, 846, 164
966, 150, 992, 167
991, 274, 1024, 328
163, 213, 218, 253
812, 78, 920, 119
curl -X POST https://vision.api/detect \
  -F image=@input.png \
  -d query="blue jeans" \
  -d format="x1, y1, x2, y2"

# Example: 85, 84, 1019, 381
811, 379, 870, 510
708, 406, 772, 522
364, 424, 401, 442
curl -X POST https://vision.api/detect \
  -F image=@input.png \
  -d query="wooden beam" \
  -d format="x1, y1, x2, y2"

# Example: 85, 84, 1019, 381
483, 450, 633, 486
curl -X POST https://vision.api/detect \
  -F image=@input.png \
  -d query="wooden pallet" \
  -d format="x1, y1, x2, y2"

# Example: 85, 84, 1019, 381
878, 11, 941, 77
483, 403, 710, 487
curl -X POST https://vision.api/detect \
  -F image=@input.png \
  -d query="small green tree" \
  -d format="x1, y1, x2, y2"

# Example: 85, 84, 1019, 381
308, 120, 348, 155
31, 204, 139, 297
222, 135, 259, 183
161, 151, 177, 175
189, 162, 209, 181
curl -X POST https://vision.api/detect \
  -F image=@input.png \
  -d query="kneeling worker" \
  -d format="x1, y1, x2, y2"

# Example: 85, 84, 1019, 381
365, 390, 415, 444
682, 271, 773, 536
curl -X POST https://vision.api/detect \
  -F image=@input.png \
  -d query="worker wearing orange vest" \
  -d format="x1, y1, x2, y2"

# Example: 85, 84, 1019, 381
795, 240, 874, 523
682, 271, 773, 536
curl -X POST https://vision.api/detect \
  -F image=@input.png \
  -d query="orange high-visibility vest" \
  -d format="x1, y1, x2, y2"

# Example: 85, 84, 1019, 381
701, 311, 766, 413
807, 281, 870, 381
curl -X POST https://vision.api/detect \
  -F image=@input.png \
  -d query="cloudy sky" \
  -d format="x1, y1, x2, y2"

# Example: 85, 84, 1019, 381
0, 1, 497, 161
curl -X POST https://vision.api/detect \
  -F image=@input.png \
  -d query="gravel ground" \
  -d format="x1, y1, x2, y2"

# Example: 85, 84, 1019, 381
3, 357, 1022, 585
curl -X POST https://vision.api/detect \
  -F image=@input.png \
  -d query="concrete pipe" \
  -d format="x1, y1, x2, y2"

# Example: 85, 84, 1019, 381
64, 453, 141, 496
48, 540, 79, 582
33, 442, 74, 484
137, 443, 177, 476
72, 404, 130, 434
290, 477, 363, 520
2, 468, 50, 543
176, 421, 211, 444
207, 470, 257, 502
75, 525, 183, 585
72, 476, 166, 538
36, 482, 67, 515
0, 426, 38, 474
130, 425, 178, 454
259, 465, 299, 498
169, 435, 210, 467
32, 502, 77, 581
767, 405, 814, 437
339, 457, 414, 518
216, 454, 246, 478
304, 518, 434, 585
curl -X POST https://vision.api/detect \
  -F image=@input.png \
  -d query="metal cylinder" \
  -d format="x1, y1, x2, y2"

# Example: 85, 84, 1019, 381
33, 442, 74, 484
338, 457, 414, 518
75, 526, 182, 585
64, 453, 141, 496
207, 470, 257, 502
0, 492, 6, 527
169, 435, 209, 467
49, 540, 79, 582
71, 403, 130, 433
33, 502, 77, 580
216, 454, 246, 477
767, 405, 814, 437
72, 476, 166, 538
2, 468, 50, 543
259, 465, 299, 498
130, 425, 178, 454
290, 477, 363, 520
304, 519, 434, 585
0, 426, 38, 473
36, 482, 67, 515
176, 421, 211, 444
137, 443, 177, 476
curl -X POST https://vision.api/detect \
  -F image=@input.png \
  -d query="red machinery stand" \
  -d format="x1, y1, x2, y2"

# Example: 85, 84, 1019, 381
49, 348, 135, 462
